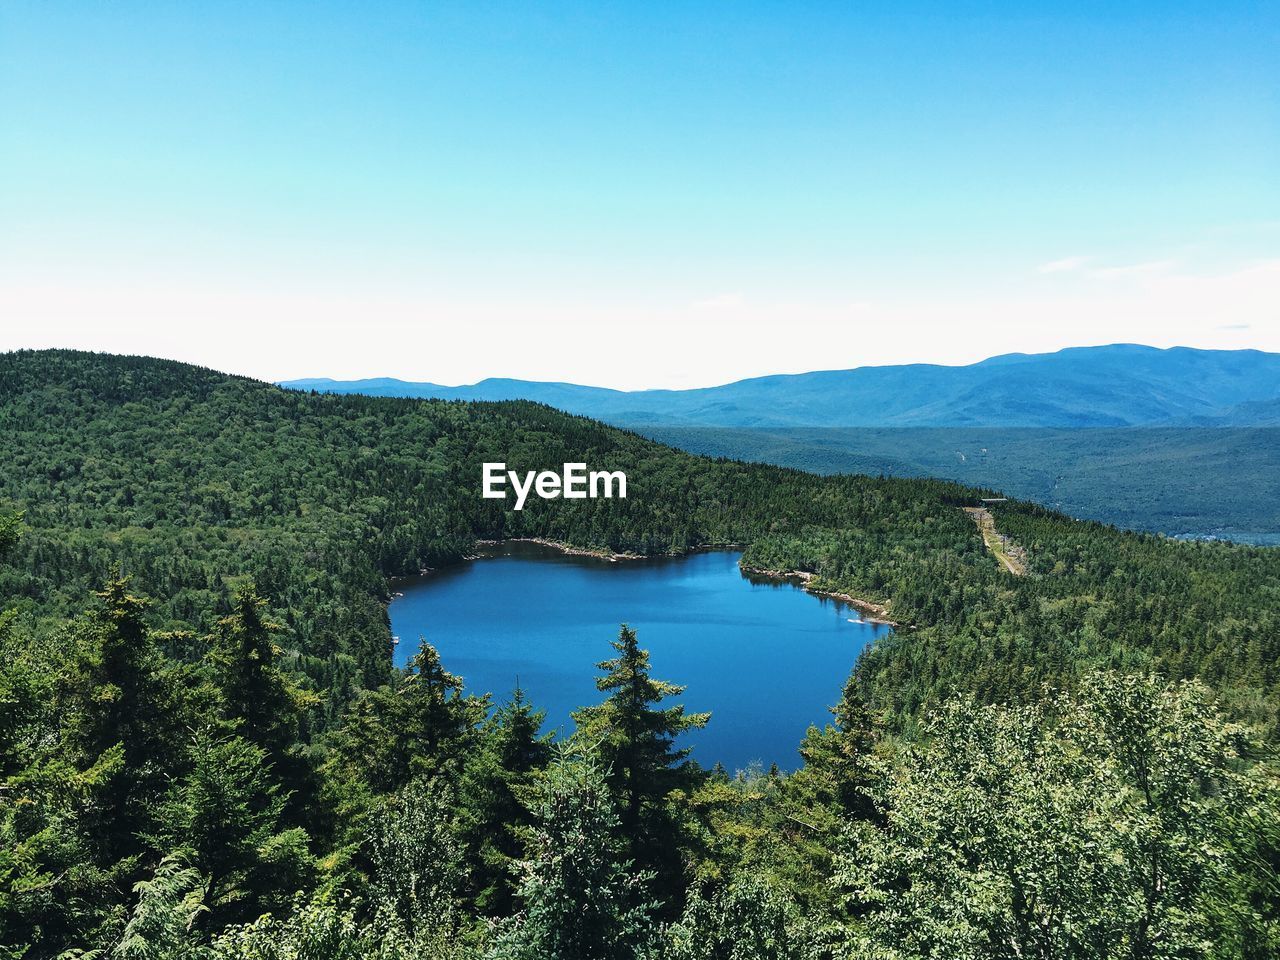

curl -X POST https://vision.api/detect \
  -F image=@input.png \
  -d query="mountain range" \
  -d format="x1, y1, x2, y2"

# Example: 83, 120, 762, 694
281, 344, 1280, 428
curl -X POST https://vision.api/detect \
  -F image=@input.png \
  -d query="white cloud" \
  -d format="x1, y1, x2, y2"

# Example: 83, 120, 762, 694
689, 292, 747, 312
1036, 255, 1090, 274
1091, 259, 1178, 278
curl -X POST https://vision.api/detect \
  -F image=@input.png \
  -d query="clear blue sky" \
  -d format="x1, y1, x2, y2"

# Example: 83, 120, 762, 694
2, 1, 1276, 387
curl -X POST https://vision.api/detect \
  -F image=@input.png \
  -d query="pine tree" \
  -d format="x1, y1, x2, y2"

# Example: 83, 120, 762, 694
209, 585, 312, 763
490, 751, 655, 960
331, 643, 486, 796
208, 584, 319, 820
460, 686, 553, 915
795, 672, 880, 823
490, 686, 553, 780
571, 625, 709, 905
62, 576, 182, 867
151, 730, 315, 930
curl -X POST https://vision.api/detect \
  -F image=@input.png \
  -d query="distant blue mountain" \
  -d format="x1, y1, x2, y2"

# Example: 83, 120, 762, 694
281, 344, 1280, 428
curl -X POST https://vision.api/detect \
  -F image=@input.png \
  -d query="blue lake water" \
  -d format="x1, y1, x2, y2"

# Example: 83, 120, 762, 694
389, 543, 891, 772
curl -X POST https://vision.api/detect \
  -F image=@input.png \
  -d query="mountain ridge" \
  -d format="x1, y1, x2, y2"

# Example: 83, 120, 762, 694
280, 344, 1280, 428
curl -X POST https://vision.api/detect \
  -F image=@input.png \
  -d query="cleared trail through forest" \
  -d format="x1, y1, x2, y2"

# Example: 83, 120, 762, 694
963, 507, 1028, 575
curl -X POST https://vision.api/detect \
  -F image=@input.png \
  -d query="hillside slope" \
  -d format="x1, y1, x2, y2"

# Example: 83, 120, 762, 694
639, 426, 1280, 543
286, 346, 1280, 540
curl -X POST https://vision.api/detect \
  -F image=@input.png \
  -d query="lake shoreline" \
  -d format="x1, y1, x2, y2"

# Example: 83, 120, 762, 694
473, 537, 646, 562
397, 543, 899, 628
738, 564, 899, 627
472, 537, 752, 563
396, 538, 753, 584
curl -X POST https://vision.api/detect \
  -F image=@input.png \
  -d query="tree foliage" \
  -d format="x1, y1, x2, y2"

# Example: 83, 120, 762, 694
836, 676, 1278, 960
488, 750, 656, 960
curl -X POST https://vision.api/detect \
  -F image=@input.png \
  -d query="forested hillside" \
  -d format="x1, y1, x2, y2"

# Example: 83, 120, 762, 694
283, 346, 1280, 541
2, 350, 1278, 958
640, 425, 1280, 543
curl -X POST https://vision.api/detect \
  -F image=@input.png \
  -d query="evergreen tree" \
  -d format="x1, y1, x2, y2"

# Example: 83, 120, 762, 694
756, 672, 885, 923
489, 751, 655, 960
0, 517, 33, 782
60, 576, 184, 869
460, 687, 553, 916
571, 624, 709, 905
209, 585, 314, 766
793, 672, 881, 822
0, 521, 123, 956
151, 730, 315, 930
0, 702, 124, 957
331, 643, 486, 796
208, 584, 319, 821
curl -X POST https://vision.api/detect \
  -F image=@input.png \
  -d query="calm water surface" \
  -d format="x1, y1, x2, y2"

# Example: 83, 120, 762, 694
390, 543, 891, 771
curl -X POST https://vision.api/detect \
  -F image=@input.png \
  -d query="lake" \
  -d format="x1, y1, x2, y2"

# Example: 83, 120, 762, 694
389, 542, 891, 771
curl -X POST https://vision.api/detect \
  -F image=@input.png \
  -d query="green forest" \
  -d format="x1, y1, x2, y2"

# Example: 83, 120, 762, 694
2, 350, 1277, 958
637, 425, 1280, 544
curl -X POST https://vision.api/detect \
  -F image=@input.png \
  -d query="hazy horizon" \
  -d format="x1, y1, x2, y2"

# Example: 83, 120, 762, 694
275, 341, 1279, 393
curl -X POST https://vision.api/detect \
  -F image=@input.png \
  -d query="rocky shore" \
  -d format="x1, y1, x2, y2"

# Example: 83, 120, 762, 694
474, 537, 646, 562
738, 564, 898, 626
